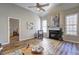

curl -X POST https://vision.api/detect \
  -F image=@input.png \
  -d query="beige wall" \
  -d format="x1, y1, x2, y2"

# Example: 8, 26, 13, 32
47, 6, 79, 43
0, 4, 40, 45
63, 6, 79, 43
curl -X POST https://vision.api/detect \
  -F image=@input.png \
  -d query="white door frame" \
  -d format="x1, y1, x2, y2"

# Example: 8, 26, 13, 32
8, 17, 20, 44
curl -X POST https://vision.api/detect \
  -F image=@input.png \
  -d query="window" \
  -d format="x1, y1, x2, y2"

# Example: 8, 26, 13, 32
42, 20, 47, 33
65, 14, 77, 35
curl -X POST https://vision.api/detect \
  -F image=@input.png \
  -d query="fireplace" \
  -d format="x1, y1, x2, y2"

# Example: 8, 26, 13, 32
49, 29, 63, 40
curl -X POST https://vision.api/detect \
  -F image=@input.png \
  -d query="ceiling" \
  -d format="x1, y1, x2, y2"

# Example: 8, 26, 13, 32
15, 3, 52, 13
15, 3, 79, 16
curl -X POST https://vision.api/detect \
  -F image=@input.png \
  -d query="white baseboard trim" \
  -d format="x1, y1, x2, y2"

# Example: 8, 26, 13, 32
63, 39, 79, 43
2, 42, 9, 45
20, 37, 34, 41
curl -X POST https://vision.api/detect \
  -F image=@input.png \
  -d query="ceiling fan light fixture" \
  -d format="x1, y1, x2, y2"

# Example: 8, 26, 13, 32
36, 8, 40, 11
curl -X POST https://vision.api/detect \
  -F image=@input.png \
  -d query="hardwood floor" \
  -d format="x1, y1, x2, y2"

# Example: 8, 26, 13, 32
2, 38, 79, 55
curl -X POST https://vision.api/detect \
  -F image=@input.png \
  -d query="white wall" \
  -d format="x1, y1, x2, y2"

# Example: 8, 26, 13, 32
0, 4, 40, 45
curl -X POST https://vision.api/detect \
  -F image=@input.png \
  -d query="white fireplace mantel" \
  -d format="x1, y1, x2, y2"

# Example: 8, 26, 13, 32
48, 27, 60, 30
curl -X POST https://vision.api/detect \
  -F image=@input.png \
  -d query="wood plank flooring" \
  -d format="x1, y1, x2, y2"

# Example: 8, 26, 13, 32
2, 38, 79, 55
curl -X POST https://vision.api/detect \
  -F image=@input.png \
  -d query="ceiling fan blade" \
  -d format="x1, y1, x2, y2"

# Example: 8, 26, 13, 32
39, 3, 49, 7
39, 7, 45, 11
28, 6, 36, 8
28, 3, 40, 8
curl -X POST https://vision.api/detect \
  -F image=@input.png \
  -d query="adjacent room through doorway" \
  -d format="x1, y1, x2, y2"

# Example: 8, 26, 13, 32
9, 18, 19, 44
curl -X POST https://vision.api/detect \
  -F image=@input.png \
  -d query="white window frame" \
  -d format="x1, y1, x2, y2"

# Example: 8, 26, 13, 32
65, 14, 78, 36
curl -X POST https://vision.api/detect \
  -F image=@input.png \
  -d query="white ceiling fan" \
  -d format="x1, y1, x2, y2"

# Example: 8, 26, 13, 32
28, 3, 49, 11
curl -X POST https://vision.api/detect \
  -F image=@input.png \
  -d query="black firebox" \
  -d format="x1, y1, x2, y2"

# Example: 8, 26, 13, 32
49, 29, 63, 40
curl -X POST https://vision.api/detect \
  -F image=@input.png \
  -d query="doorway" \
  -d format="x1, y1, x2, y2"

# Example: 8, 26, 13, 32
42, 20, 47, 37
9, 18, 19, 44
